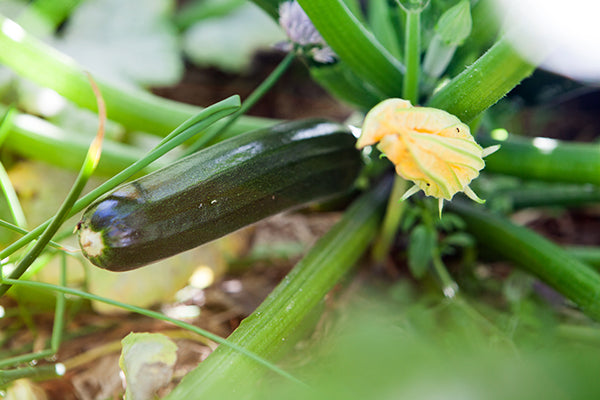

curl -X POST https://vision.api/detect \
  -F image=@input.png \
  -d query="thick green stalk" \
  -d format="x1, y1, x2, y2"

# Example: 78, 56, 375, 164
403, 8, 420, 103
368, 0, 402, 59
165, 178, 391, 399
493, 184, 600, 210
478, 133, 600, 185
427, 35, 536, 122
0, 14, 270, 135
297, 0, 405, 97
0, 106, 151, 176
448, 201, 600, 321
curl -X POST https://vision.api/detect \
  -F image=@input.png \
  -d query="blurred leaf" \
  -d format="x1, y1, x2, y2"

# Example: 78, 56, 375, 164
182, 3, 285, 73
407, 224, 437, 278
54, 0, 183, 88
257, 299, 600, 400
120, 332, 177, 400
441, 232, 474, 248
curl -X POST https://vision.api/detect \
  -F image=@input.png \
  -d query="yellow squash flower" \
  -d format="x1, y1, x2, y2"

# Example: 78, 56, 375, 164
356, 98, 499, 215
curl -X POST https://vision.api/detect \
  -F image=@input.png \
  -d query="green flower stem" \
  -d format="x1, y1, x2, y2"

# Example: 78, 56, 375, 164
431, 249, 458, 297
448, 201, 600, 321
371, 3, 421, 264
0, 14, 270, 136
427, 35, 536, 123
478, 133, 600, 185
297, 0, 405, 97
185, 52, 295, 154
165, 178, 391, 399
0, 97, 239, 294
372, 176, 407, 263
402, 7, 420, 103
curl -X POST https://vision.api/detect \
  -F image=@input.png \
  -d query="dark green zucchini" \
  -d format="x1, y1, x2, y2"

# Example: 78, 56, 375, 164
78, 119, 362, 271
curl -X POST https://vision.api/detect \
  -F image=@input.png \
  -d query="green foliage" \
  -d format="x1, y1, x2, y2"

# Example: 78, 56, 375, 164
1, 0, 600, 397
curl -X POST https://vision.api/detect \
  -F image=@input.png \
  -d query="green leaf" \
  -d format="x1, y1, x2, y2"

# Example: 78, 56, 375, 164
120, 332, 178, 400
408, 224, 437, 278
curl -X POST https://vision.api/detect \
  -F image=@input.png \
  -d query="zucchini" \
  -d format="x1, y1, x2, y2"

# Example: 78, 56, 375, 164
78, 119, 362, 271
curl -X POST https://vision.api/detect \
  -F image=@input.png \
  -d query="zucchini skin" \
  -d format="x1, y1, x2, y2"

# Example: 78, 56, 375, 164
78, 119, 362, 271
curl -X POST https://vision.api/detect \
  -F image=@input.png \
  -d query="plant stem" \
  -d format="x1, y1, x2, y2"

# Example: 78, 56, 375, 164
372, 176, 407, 263
0, 105, 150, 176
0, 14, 270, 136
478, 132, 600, 185
403, 8, 420, 104
164, 177, 391, 399
186, 52, 295, 154
0, 75, 105, 296
566, 246, 600, 269
493, 184, 600, 210
297, 0, 405, 97
427, 34, 536, 123
371, 4, 421, 263
448, 201, 600, 321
